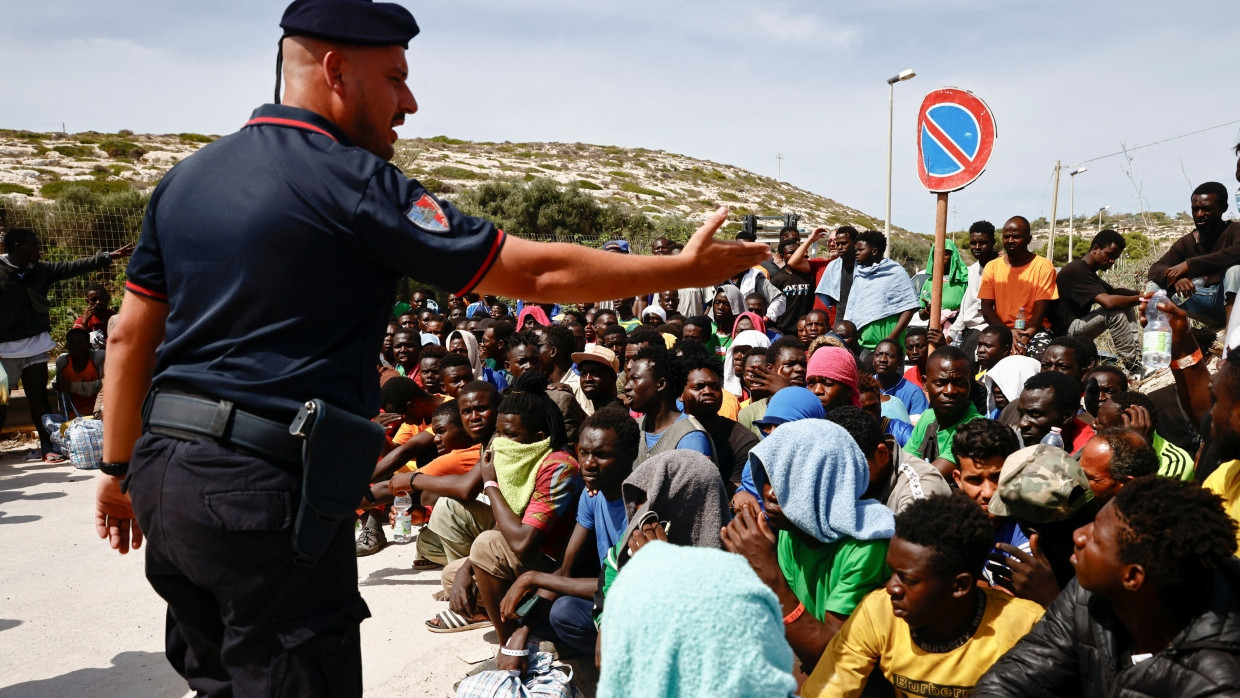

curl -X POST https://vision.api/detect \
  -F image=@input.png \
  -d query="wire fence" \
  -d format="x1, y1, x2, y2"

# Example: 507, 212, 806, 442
0, 199, 142, 352
0, 194, 1180, 349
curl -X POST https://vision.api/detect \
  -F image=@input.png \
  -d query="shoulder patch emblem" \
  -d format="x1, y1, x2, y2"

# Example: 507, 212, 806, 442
406, 193, 450, 233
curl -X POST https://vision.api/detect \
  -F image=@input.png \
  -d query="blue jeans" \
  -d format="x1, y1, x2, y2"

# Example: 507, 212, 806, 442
1149, 265, 1240, 329
526, 595, 597, 657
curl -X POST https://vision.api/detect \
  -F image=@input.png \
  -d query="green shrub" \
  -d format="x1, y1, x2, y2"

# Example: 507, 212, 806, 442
431, 165, 485, 180
41, 179, 134, 200
608, 170, 629, 179
99, 138, 147, 160
53, 144, 95, 158
419, 177, 453, 194
117, 129, 134, 137
0, 183, 34, 196
620, 182, 663, 198
538, 163, 561, 171
177, 133, 215, 144
428, 135, 467, 145
718, 191, 740, 202
575, 180, 602, 190
455, 176, 657, 243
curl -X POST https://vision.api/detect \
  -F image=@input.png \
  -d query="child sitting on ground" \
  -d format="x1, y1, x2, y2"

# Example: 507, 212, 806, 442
54, 327, 104, 417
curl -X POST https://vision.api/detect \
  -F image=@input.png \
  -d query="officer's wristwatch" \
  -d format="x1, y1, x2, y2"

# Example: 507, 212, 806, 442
100, 462, 130, 477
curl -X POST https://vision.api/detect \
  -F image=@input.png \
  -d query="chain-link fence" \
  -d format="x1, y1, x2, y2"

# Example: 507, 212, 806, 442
0, 199, 142, 353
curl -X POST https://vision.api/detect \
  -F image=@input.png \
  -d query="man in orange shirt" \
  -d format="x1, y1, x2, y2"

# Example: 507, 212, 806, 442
979, 216, 1058, 357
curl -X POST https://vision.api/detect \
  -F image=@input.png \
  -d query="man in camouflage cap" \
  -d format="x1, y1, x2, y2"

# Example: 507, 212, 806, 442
985, 444, 1098, 607
990, 444, 1095, 523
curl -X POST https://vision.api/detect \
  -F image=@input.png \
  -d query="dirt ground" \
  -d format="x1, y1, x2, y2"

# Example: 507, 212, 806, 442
0, 445, 507, 698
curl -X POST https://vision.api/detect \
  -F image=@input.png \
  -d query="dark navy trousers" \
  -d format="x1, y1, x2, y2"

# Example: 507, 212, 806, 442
128, 433, 370, 698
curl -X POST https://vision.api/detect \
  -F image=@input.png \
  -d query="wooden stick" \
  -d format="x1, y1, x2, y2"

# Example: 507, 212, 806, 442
929, 192, 949, 334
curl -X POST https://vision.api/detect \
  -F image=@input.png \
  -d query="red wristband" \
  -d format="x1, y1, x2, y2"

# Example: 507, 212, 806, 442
1173, 348, 1203, 370
783, 602, 805, 626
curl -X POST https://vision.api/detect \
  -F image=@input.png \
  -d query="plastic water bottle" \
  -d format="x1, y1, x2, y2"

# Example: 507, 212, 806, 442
392, 494, 413, 543
1014, 306, 1027, 331
1040, 426, 1065, 450
1142, 290, 1172, 369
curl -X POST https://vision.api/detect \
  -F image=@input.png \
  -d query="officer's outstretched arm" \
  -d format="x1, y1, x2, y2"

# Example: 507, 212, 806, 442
473, 207, 768, 303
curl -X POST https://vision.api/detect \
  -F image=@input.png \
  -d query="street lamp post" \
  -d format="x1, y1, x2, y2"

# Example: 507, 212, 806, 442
1097, 205, 1110, 233
884, 68, 916, 258
1067, 167, 1086, 263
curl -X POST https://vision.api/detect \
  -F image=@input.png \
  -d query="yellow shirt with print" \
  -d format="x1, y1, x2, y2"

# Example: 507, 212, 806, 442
803, 586, 1043, 698
1204, 460, 1240, 550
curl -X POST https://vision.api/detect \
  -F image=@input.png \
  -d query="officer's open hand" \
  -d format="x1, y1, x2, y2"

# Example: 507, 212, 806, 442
95, 474, 142, 554
679, 207, 770, 287
109, 242, 136, 260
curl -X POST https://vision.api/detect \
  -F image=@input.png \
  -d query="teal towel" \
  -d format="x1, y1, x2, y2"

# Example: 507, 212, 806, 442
599, 541, 797, 698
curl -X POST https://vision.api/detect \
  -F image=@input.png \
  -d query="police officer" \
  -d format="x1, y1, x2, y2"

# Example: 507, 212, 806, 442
95, 0, 766, 694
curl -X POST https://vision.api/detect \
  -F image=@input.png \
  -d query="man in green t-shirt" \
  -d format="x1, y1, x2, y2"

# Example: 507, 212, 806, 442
907, 346, 983, 477
1095, 390, 1195, 481
722, 419, 893, 672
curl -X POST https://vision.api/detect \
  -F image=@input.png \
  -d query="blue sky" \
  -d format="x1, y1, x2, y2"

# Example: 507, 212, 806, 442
4, 1, 1238, 234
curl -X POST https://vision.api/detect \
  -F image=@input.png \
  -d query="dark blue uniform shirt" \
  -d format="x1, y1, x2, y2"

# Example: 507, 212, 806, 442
126, 104, 504, 417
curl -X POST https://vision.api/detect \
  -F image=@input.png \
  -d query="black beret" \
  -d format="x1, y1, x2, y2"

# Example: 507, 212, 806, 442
280, 0, 420, 48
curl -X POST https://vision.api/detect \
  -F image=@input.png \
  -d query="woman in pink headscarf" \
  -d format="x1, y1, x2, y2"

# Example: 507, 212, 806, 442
805, 345, 861, 412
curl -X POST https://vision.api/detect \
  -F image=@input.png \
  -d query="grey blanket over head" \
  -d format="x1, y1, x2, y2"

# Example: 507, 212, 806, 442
619, 450, 731, 562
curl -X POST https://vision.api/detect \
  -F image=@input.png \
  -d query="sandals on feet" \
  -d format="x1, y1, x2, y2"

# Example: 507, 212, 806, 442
42, 451, 67, 464
426, 610, 490, 633
412, 558, 443, 571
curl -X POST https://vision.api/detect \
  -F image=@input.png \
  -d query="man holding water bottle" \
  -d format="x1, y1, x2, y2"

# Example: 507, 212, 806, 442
1147, 181, 1240, 332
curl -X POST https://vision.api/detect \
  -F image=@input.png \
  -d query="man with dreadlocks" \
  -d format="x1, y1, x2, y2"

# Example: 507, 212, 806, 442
410, 372, 582, 639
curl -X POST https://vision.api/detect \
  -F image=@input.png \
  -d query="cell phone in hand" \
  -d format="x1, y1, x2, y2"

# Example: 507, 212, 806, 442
514, 592, 540, 618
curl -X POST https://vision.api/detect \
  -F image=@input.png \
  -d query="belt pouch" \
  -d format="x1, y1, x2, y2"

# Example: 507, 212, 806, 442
289, 399, 384, 565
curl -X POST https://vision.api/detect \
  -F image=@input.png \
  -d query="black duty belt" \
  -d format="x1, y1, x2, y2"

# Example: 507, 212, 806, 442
144, 390, 302, 466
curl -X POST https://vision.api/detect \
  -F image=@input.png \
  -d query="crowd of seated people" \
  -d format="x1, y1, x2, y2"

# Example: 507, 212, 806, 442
18, 158, 1228, 695
346, 177, 1240, 695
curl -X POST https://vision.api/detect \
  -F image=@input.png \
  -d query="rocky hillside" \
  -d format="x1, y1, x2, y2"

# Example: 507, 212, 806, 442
389, 136, 910, 239
0, 127, 1197, 264
0, 127, 926, 247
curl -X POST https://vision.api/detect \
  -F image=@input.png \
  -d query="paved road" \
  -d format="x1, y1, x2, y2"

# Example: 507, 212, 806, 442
0, 448, 496, 697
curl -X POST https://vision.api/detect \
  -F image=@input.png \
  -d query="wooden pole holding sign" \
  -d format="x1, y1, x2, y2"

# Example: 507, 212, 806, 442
929, 193, 949, 333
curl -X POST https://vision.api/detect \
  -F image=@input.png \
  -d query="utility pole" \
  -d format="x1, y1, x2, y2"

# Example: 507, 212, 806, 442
1048, 161, 1061, 260
776, 154, 783, 182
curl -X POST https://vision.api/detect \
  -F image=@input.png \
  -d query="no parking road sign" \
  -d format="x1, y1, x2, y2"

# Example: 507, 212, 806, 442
916, 88, 996, 193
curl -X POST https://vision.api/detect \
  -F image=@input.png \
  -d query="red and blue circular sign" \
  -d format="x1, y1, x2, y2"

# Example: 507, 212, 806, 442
916, 88, 997, 193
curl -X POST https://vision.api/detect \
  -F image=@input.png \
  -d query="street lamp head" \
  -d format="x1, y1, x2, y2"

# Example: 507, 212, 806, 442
887, 69, 916, 84
1070, 167, 1087, 176
1099, 205, 1110, 211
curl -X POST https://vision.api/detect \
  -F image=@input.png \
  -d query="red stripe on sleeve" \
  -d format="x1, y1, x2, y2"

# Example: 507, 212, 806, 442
125, 281, 169, 302
455, 229, 507, 297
